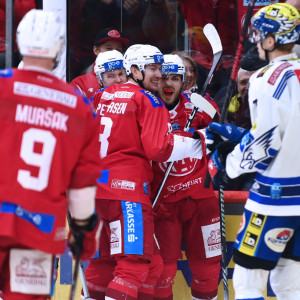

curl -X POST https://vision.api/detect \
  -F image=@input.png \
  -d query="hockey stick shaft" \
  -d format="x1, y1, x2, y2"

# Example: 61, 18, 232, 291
203, 0, 256, 187
67, 212, 90, 299
69, 254, 80, 300
80, 261, 90, 298
220, 0, 256, 123
152, 24, 222, 210
215, 2, 256, 300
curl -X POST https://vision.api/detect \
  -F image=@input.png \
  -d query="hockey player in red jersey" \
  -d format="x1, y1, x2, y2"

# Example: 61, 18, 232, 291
152, 54, 222, 300
90, 44, 208, 300
0, 9, 102, 300
71, 28, 130, 100
81, 49, 128, 300
92, 50, 128, 110
94, 50, 127, 89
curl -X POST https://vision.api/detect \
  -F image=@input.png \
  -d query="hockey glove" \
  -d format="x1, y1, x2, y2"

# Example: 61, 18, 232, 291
206, 122, 248, 153
208, 141, 236, 187
68, 213, 102, 261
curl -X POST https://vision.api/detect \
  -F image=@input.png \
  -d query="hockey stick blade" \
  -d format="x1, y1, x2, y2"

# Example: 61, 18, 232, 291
190, 93, 218, 121
203, 23, 222, 55
200, 24, 223, 96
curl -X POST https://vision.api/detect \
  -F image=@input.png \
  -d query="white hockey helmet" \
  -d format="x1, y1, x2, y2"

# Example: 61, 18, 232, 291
17, 9, 65, 59
123, 44, 164, 75
94, 50, 125, 82
161, 54, 186, 82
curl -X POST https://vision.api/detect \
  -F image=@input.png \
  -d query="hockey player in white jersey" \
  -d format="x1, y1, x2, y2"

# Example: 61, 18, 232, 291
206, 3, 300, 300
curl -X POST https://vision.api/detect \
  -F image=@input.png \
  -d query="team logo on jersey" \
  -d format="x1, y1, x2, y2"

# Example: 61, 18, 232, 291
242, 231, 258, 249
111, 179, 135, 191
10, 249, 52, 294
110, 220, 122, 254
250, 213, 266, 229
201, 223, 221, 258
265, 228, 294, 253
240, 126, 278, 171
159, 158, 198, 176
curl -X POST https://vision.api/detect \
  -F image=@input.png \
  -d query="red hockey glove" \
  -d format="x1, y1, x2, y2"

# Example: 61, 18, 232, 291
68, 213, 102, 261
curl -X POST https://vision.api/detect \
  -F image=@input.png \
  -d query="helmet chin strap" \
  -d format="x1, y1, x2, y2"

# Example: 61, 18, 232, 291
260, 41, 277, 63
130, 70, 145, 88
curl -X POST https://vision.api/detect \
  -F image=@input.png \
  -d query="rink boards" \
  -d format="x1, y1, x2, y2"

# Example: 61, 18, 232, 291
53, 191, 276, 300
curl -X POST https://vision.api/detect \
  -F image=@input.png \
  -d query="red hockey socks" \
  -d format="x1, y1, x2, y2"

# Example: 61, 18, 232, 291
105, 277, 138, 300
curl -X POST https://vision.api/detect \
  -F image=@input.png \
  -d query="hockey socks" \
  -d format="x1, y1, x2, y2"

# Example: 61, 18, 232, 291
105, 277, 138, 300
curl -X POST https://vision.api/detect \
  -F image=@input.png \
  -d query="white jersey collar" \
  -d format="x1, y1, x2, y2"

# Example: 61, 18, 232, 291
22, 66, 54, 76
271, 53, 298, 63
126, 79, 140, 87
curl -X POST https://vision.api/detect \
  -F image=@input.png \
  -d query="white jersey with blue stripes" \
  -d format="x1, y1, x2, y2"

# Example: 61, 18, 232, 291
226, 53, 300, 216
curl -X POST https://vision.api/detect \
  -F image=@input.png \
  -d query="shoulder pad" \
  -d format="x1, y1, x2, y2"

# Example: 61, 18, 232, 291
139, 89, 163, 107
272, 69, 296, 100
81, 95, 97, 117
294, 69, 300, 83
0, 69, 13, 78
182, 92, 191, 101
91, 86, 106, 101
257, 65, 272, 78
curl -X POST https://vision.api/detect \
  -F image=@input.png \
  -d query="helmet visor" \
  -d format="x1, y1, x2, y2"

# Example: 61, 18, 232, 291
249, 28, 263, 44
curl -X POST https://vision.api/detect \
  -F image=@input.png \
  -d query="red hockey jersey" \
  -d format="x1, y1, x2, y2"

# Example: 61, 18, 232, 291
0, 68, 101, 254
94, 81, 175, 206
151, 93, 216, 202
70, 63, 100, 100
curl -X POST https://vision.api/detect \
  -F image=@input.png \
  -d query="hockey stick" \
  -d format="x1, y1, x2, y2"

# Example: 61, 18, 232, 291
67, 213, 91, 299
80, 261, 91, 299
152, 23, 222, 210
204, 2, 256, 300
69, 254, 80, 300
